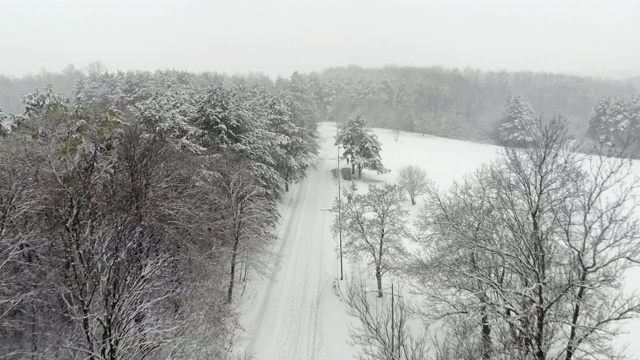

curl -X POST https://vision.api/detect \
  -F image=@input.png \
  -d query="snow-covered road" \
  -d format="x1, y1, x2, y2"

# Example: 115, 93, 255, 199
244, 123, 356, 359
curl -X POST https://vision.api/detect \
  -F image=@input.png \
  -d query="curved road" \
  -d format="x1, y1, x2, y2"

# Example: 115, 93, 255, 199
245, 123, 355, 359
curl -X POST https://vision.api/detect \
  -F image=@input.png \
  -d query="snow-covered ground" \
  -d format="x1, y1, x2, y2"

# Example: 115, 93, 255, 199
239, 123, 357, 359
240, 122, 640, 359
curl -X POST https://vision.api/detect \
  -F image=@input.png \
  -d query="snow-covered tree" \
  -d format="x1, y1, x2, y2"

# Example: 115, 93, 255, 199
336, 115, 388, 179
587, 95, 631, 146
630, 94, 640, 127
353, 133, 387, 179
498, 94, 537, 146
415, 117, 640, 360
630, 95, 640, 145
345, 280, 427, 360
74, 70, 153, 110
397, 165, 431, 205
0, 108, 8, 137
199, 155, 279, 304
135, 86, 204, 153
280, 71, 320, 128
265, 94, 315, 191
0, 71, 325, 357
335, 114, 365, 169
194, 83, 285, 199
13, 84, 71, 130
333, 184, 408, 297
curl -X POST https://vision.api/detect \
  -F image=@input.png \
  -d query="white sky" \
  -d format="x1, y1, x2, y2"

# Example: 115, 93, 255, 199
0, 0, 639, 78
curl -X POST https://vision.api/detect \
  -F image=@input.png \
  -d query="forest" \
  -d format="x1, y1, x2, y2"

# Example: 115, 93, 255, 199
1, 64, 640, 359
0, 69, 320, 359
2, 65, 639, 146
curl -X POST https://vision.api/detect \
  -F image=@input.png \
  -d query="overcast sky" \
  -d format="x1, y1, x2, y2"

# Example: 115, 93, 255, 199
1, 0, 638, 79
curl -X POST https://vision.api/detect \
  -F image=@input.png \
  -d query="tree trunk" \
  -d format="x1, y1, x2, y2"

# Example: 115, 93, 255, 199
243, 255, 249, 281
533, 217, 546, 360
285, 170, 290, 192
376, 271, 383, 298
565, 273, 588, 360
351, 162, 355, 175
535, 308, 545, 360
411, 196, 416, 205
227, 236, 240, 303
358, 165, 362, 179
30, 307, 38, 360
481, 309, 492, 360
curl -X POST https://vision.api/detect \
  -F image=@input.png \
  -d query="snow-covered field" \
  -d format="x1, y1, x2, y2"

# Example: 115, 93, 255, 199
240, 122, 640, 359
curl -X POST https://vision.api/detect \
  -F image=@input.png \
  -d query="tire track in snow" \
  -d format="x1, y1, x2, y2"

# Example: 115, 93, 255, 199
247, 123, 353, 360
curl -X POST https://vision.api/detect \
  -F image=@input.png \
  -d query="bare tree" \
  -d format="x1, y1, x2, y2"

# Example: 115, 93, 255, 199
413, 116, 640, 360
430, 316, 488, 360
333, 184, 408, 297
344, 279, 427, 360
553, 144, 640, 360
200, 154, 279, 304
0, 134, 40, 352
411, 164, 507, 360
393, 127, 400, 141
43, 126, 185, 360
397, 165, 431, 205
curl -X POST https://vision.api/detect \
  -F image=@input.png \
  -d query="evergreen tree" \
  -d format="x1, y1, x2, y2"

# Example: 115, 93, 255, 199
587, 95, 631, 146
0, 108, 8, 137
135, 84, 203, 153
630, 94, 640, 137
497, 94, 537, 146
336, 115, 388, 179
265, 94, 315, 191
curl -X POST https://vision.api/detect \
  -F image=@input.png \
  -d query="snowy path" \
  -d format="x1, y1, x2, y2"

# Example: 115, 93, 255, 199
244, 123, 355, 360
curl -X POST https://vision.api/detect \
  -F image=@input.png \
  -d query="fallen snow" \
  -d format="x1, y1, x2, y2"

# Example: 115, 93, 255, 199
240, 123, 357, 360
240, 123, 640, 359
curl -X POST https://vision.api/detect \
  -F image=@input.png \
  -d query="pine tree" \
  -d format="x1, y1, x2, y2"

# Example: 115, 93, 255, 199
336, 115, 388, 179
497, 94, 537, 146
265, 94, 314, 191
627, 94, 640, 145
588, 95, 631, 146
0, 108, 8, 137
135, 84, 203, 153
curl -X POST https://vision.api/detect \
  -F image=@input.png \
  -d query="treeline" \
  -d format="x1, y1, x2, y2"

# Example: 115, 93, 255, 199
319, 65, 637, 141
3, 65, 638, 145
0, 70, 320, 359
0, 65, 85, 114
